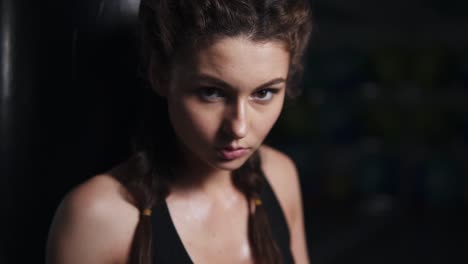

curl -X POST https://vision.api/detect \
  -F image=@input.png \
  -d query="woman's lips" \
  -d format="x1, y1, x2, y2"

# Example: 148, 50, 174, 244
217, 147, 249, 160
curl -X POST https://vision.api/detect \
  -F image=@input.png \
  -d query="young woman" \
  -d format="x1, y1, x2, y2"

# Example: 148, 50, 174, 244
46, 0, 312, 263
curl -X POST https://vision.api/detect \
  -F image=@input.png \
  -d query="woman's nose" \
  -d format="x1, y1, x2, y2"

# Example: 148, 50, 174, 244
222, 100, 248, 139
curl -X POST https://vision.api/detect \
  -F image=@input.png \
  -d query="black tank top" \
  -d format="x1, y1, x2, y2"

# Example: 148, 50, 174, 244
151, 175, 295, 263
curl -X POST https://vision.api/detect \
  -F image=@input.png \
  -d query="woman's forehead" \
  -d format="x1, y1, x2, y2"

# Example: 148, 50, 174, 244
198, 36, 287, 63
175, 36, 289, 86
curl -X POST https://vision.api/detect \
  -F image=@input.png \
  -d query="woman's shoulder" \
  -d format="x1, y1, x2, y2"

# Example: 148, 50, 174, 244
259, 144, 299, 193
58, 173, 139, 223
46, 172, 139, 264
259, 144, 297, 176
259, 145, 302, 227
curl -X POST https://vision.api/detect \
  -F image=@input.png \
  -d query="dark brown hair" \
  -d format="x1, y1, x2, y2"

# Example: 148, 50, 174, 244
117, 0, 312, 263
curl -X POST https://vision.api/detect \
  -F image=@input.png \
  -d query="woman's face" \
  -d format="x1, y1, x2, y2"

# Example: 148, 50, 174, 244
165, 36, 290, 172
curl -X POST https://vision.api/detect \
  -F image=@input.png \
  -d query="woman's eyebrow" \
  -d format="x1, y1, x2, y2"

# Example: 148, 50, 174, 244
195, 74, 286, 90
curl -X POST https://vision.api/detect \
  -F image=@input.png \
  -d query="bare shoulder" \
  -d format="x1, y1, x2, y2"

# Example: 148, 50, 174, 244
46, 173, 139, 264
259, 145, 301, 225
259, 145, 310, 263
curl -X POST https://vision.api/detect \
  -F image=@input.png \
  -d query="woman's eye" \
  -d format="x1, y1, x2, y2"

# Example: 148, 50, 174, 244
198, 87, 224, 102
251, 89, 277, 102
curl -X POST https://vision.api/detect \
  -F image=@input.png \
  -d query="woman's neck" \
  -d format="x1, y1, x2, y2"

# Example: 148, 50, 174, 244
171, 168, 236, 200
170, 151, 236, 199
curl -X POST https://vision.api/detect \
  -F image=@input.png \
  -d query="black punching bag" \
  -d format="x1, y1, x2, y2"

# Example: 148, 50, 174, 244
1, 0, 42, 262
2, 0, 141, 262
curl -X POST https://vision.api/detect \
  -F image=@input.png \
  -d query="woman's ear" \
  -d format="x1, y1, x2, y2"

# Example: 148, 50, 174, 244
148, 55, 169, 97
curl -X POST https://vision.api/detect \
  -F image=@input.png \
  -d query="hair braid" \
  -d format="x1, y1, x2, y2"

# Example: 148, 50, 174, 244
232, 151, 283, 264
115, 89, 173, 264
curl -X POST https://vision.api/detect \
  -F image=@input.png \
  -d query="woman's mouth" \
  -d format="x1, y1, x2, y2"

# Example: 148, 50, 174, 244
217, 147, 249, 160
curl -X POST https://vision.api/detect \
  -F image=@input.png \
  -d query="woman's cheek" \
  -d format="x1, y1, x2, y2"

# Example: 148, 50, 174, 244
173, 100, 221, 142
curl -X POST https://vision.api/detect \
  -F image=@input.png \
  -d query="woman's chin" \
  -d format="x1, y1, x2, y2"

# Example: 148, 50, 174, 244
210, 155, 251, 171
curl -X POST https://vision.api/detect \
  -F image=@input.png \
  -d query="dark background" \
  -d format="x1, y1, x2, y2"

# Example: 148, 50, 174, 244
1, 0, 467, 263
